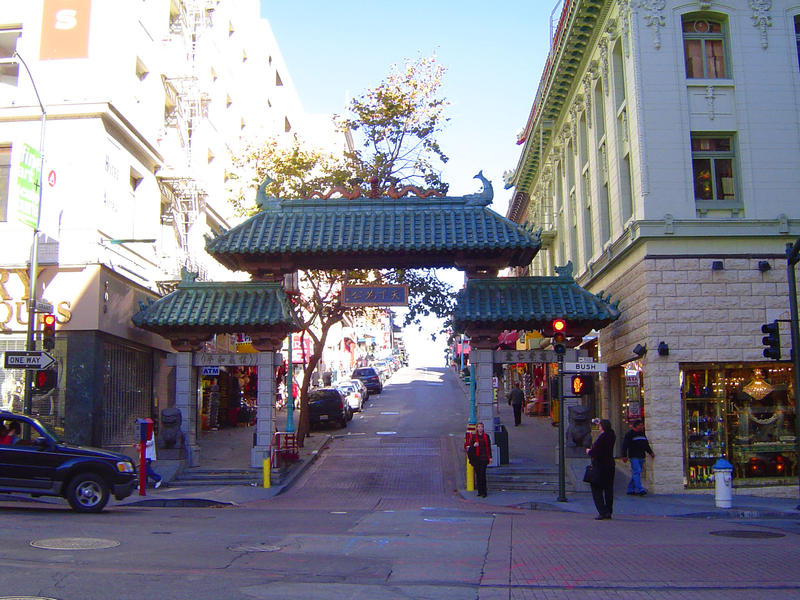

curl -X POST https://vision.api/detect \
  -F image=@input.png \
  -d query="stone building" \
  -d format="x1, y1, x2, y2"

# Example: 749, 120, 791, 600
506, 0, 800, 494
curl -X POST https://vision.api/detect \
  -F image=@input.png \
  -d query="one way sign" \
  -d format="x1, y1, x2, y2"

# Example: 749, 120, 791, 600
3, 351, 56, 370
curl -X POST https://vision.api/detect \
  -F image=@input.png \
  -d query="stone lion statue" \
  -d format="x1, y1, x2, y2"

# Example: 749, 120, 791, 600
566, 405, 593, 448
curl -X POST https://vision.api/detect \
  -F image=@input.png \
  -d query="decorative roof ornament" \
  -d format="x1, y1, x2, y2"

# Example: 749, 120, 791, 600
180, 268, 199, 284
255, 177, 281, 211
554, 261, 574, 279
464, 171, 493, 206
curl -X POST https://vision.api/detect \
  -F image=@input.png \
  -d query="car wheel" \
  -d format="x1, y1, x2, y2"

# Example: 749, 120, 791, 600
66, 473, 110, 513
339, 416, 348, 428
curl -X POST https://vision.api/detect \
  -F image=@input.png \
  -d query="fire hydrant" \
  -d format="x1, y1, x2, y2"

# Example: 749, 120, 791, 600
712, 458, 733, 509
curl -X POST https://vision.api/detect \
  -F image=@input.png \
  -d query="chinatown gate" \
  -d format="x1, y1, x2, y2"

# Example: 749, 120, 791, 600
133, 174, 619, 468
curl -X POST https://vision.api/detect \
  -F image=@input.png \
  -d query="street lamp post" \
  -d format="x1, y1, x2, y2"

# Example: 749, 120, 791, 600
14, 52, 47, 417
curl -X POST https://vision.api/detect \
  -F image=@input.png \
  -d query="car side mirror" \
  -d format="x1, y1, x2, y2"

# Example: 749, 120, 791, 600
34, 437, 52, 450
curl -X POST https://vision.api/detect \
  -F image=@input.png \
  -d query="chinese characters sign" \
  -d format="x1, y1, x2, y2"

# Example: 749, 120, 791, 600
342, 285, 408, 307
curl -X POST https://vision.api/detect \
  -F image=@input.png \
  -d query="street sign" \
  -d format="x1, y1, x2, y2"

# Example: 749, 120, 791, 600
35, 300, 54, 313
563, 361, 607, 373
4, 350, 56, 370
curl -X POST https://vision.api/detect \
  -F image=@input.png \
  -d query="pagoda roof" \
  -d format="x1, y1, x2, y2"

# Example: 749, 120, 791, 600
205, 173, 541, 278
132, 270, 298, 336
452, 265, 620, 335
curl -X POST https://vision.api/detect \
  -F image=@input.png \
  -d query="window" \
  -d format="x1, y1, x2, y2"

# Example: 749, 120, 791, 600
683, 15, 727, 78
0, 144, 10, 221
612, 41, 626, 111
795, 15, 800, 71
0, 27, 21, 87
691, 135, 735, 202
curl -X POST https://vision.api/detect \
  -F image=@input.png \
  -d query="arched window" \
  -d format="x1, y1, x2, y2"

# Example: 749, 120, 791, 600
683, 15, 728, 78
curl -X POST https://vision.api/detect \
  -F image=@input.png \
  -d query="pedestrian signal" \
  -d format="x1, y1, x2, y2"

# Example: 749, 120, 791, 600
33, 367, 57, 394
571, 374, 593, 396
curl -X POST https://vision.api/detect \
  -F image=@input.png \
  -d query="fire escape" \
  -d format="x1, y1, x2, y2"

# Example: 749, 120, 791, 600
158, 0, 214, 284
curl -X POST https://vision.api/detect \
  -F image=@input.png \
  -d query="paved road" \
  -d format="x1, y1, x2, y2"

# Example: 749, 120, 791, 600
1, 367, 799, 599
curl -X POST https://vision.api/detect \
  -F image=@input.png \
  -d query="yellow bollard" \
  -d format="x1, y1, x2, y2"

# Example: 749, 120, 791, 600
466, 458, 474, 491
263, 458, 271, 488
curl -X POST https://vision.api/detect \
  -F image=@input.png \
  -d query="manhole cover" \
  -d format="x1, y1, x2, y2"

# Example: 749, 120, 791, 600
30, 537, 120, 550
709, 530, 785, 539
227, 543, 281, 552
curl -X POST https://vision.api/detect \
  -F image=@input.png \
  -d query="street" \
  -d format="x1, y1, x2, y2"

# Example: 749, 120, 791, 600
1, 367, 799, 599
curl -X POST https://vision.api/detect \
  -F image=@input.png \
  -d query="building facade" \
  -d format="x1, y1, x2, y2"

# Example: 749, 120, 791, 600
0, 0, 317, 450
507, 0, 800, 494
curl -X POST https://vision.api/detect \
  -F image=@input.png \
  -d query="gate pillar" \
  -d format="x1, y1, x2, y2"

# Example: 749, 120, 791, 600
471, 340, 497, 433
251, 350, 278, 468
175, 351, 201, 466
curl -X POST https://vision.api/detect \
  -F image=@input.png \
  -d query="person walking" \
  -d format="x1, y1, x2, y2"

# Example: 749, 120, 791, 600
143, 429, 163, 489
586, 419, 616, 520
464, 422, 492, 497
621, 419, 655, 496
508, 383, 525, 426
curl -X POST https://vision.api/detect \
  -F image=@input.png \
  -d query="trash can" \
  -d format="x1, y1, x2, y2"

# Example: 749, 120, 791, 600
493, 424, 509, 465
712, 458, 733, 509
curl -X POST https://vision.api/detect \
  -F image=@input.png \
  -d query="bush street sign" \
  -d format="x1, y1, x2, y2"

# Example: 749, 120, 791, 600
563, 361, 607, 373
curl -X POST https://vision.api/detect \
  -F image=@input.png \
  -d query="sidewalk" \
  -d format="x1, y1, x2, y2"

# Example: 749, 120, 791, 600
454, 369, 800, 519
120, 409, 332, 508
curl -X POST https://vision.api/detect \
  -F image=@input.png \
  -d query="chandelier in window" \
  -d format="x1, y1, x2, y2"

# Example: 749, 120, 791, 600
742, 369, 773, 402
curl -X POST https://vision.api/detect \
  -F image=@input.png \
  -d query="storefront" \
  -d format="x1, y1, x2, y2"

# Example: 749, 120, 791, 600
0, 264, 169, 447
681, 362, 797, 488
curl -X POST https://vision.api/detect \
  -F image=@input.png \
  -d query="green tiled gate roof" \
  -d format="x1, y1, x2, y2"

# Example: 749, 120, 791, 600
205, 174, 541, 274
453, 273, 620, 333
132, 274, 297, 333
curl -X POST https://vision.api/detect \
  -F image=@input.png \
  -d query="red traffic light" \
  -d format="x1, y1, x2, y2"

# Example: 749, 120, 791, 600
42, 313, 56, 351
552, 319, 566, 333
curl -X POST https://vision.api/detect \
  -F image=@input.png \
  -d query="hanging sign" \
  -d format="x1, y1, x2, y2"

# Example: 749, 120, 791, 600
342, 285, 408, 307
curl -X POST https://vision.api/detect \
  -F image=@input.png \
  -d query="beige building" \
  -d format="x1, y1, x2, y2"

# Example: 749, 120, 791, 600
507, 1, 800, 494
0, 0, 333, 449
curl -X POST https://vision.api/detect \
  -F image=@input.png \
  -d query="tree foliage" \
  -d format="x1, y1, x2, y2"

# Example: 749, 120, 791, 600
230, 56, 455, 445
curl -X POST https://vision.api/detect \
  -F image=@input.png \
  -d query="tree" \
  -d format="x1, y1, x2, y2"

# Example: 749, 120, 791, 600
231, 56, 455, 445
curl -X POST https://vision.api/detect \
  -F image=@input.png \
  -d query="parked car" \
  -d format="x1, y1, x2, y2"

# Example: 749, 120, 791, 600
346, 378, 369, 403
307, 388, 350, 428
0, 411, 138, 513
352, 367, 383, 394
336, 381, 363, 412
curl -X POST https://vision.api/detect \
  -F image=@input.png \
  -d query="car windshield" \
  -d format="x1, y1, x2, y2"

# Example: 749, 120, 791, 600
353, 368, 375, 377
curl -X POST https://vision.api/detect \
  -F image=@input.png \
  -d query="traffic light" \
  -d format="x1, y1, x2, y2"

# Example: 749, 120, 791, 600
552, 318, 567, 355
761, 320, 781, 360
42, 314, 56, 351
33, 367, 57, 394
571, 374, 594, 396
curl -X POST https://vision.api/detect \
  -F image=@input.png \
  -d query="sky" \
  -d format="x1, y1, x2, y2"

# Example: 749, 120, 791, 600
260, 1, 559, 367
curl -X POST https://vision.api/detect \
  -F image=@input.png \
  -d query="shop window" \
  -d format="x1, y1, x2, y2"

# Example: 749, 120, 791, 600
681, 364, 796, 488
691, 134, 736, 205
682, 14, 728, 79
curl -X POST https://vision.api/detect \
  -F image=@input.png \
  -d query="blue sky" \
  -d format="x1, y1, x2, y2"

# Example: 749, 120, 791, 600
259, 1, 559, 365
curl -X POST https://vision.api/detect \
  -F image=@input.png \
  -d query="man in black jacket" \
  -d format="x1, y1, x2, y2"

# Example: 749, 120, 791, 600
621, 420, 655, 496
507, 383, 525, 426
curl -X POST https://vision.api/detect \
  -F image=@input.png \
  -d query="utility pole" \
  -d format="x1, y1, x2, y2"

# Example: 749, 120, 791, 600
14, 52, 47, 417
785, 239, 800, 509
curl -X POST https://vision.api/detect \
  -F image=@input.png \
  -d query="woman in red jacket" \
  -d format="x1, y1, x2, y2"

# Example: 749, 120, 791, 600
465, 422, 492, 497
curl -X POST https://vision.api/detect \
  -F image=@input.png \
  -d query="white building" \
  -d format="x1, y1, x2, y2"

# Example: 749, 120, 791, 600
0, 0, 326, 449
507, 0, 800, 494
